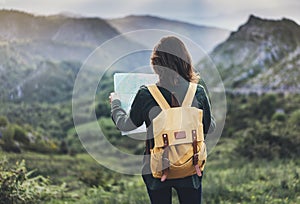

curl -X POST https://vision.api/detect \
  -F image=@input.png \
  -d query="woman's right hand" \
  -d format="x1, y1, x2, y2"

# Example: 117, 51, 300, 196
109, 92, 120, 104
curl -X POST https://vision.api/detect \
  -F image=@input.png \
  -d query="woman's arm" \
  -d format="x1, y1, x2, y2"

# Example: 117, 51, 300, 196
110, 89, 145, 132
197, 86, 215, 134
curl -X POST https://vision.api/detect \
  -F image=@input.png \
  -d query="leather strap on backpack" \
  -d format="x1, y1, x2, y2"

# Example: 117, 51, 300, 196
192, 129, 202, 176
192, 130, 198, 165
161, 133, 169, 181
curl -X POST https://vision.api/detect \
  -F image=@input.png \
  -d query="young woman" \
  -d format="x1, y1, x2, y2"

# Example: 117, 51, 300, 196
110, 36, 214, 204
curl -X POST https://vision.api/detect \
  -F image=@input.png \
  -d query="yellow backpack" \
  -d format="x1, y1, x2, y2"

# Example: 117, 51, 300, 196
147, 82, 207, 181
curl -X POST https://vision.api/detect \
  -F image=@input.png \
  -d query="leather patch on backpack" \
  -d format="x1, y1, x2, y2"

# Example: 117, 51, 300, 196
174, 131, 186, 139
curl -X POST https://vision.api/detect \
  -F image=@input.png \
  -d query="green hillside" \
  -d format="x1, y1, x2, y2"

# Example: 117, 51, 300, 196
0, 10, 300, 203
1, 92, 299, 203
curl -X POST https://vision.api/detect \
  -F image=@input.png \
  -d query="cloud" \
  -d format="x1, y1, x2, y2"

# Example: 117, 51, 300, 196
202, 0, 299, 12
183, 0, 300, 29
1, 0, 299, 30
1, 0, 87, 14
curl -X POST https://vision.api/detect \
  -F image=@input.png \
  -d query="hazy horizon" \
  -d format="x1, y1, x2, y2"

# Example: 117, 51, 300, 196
1, 0, 299, 31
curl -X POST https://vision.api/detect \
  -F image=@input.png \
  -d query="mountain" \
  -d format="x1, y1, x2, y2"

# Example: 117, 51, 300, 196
108, 15, 230, 52
0, 10, 146, 102
0, 10, 120, 46
0, 10, 137, 64
0, 10, 231, 102
204, 15, 300, 92
1, 11, 299, 101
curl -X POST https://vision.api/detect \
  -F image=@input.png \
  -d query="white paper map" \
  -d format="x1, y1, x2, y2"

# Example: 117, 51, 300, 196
114, 73, 159, 135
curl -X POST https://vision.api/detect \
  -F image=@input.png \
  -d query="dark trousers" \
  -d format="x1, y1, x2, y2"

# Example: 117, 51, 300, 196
146, 184, 202, 204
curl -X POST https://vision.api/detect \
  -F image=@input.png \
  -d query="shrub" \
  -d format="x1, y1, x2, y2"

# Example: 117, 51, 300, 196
257, 94, 277, 119
95, 100, 111, 118
235, 123, 298, 160
79, 170, 104, 187
59, 140, 68, 154
13, 125, 30, 145
0, 116, 8, 127
0, 158, 68, 204
0, 125, 21, 153
271, 111, 286, 122
66, 133, 85, 155
288, 109, 300, 128
26, 139, 58, 154
99, 117, 121, 141
1, 124, 15, 143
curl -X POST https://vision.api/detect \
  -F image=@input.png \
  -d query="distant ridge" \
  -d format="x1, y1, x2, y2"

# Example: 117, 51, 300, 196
0, 9, 230, 102
108, 14, 230, 52
204, 14, 300, 93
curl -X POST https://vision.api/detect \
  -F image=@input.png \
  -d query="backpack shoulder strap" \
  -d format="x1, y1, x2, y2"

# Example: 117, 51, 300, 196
181, 83, 197, 107
147, 84, 170, 110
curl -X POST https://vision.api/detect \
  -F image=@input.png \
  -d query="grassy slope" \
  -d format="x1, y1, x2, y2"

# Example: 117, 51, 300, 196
1, 92, 300, 203
1, 138, 299, 204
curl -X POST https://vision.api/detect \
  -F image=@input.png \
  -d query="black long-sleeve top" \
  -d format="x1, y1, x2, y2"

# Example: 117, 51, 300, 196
111, 82, 213, 134
111, 80, 215, 190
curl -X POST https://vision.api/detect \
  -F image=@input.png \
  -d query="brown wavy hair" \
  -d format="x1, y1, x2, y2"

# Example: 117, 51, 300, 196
151, 36, 199, 86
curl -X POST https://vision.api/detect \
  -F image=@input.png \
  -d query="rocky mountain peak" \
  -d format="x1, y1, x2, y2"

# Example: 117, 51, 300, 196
228, 15, 300, 44
208, 15, 300, 92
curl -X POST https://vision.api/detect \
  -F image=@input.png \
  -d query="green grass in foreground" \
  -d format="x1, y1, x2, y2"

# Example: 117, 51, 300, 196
1, 138, 300, 204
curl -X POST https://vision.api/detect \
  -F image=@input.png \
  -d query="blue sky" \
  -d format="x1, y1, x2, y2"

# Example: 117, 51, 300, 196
1, 0, 299, 30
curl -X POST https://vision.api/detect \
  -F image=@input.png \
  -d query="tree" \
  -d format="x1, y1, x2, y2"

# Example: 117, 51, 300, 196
0, 125, 21, 153
288, 109, 300, 128
0, 116, 8, 128
13, 125, 30, 145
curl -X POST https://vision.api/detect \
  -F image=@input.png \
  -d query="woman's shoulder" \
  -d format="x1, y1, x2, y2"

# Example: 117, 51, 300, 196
138, 85, 150, 93
197, 78, 209, 94
139, 85, 149, 91
195, 83, 206, 95
136, 85, 152, 98
194, 83, 209, 103
139, 83, 207, 96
